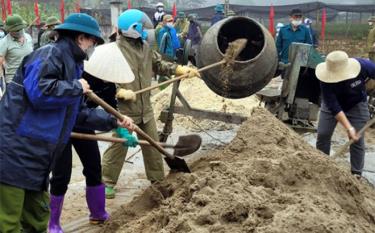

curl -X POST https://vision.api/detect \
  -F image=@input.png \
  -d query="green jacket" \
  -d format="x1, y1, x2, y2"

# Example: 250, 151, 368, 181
368, 27, 375, 52
174, 18, 190, 38
117, 37, 178, 124
39, 29, 57, 47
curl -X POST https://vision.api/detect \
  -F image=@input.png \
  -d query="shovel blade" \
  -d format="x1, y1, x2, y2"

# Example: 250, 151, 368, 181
173, 134, 202, 157
164, 156, 191, 173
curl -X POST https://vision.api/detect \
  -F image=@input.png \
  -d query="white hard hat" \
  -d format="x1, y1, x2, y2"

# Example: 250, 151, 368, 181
156, 2, 164, 7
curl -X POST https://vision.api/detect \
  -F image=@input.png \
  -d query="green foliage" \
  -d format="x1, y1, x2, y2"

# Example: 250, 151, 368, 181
316, 23, 370, 40
10, 0, 77, 25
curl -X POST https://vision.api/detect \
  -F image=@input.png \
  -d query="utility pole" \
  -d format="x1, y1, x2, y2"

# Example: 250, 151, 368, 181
224, 0, 229, 17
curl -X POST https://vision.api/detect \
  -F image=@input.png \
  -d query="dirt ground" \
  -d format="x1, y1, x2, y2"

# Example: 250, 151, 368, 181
58, 76, 375, 232
100, 108, 375, 233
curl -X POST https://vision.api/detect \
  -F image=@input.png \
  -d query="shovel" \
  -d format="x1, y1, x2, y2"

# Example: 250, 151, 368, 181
134, 38, 248, 95
333, 117, 375, 158
86, 91, 195, 173
70, 132, 202, 157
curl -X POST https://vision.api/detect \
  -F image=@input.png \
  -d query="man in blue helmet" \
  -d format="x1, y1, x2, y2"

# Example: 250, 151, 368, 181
101, 9, 200, 199
211, 4, 225, 26
0, 13, 135, 233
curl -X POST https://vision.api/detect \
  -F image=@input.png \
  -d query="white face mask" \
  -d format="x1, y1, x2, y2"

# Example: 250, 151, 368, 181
369, 22, 373, 26
85, 46, 95, 58
0, 31, 5, 38
291, 20, 302, 27
166, 22, 174, 27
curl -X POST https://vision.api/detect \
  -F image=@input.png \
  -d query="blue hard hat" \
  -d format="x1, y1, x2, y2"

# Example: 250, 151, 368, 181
55, 13, 104, 44
215, 4, 224, 13
118, 9, 153, 39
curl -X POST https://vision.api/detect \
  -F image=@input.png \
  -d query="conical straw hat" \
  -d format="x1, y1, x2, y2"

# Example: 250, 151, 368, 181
84, 42, 135, 84
315, 51, 360, 83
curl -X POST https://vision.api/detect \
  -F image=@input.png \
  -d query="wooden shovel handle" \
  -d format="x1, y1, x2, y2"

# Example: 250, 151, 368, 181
70, 132, 174, 148
86, 91, 175, 159
134, 60, 226, 95
333, 117, 375, 158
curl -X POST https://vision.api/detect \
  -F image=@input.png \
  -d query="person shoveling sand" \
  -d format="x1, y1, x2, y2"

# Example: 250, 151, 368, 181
101, 107, 375, 233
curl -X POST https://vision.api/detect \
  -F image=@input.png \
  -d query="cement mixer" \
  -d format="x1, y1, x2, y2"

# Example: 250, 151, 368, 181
158, 16, 278, 141
198, 16, 278, 99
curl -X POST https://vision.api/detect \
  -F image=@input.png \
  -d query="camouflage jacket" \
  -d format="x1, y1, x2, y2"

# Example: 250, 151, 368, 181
116, 36, 178, 124
39, 29, 58, 47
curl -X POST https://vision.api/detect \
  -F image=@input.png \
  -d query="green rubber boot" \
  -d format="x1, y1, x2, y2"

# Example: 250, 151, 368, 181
105, 186, 115, 199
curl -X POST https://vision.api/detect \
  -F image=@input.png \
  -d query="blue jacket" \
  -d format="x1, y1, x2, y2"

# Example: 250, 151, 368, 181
211, 13, 224, 26
157, 26, 180, 59
0, 38, 117, 191
276, 24, 313, 63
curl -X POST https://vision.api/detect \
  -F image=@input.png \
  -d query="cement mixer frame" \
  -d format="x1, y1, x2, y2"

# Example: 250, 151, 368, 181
158, 80, 248, 142
257, 43, 324, 132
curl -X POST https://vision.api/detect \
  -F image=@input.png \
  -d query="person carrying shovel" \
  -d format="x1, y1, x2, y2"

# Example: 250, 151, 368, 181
101, 9, 200, 199
315, 50, 375, 179
0, 13, 135, 233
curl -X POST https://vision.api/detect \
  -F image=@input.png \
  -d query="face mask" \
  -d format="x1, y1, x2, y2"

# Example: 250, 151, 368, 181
10, 30, 24, 40
369, 22, 373, 26
157, 7, 163, 12
291, 20, 302, 27
85, 46, 95, 58
143, 29, 155, 44
166, 22, 174, 28
0, 31, 5, 38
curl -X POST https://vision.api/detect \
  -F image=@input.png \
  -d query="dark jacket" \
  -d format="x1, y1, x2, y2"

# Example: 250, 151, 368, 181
211, 12, 224, 26
320, 58, 375, 115
0, 38, 117, 191
187, 21, 202, 46
276, 24, 312, 63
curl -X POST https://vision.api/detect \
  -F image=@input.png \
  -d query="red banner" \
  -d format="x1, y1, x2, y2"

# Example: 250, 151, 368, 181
127, 0, 131, 9
34, 0, 40, 25
268, 4, 275, 36
1, 0, 6, 21
75, 0, 80, 13
321, 8, 326, 40
172, 2, 177, 19
6, 0, 11, 15
60, 0, 65, 23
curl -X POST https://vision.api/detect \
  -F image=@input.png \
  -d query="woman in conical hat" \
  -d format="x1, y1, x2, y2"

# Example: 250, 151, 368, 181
315, 50, 375, 179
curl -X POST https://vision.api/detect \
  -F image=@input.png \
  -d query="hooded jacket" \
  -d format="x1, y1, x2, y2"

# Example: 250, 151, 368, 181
0, 38, 117, 191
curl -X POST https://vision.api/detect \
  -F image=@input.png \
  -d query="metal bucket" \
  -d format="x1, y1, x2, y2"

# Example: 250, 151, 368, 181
197, 16, 278, 99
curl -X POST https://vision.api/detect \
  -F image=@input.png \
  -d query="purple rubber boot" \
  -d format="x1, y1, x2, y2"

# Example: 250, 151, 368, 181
86, 184, 110, 224
48, 195, 64, 233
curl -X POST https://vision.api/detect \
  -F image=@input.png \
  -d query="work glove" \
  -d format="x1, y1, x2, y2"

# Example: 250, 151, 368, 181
116, 128, 138, 147
116, 88, 136, 101
175, 65, 201, 79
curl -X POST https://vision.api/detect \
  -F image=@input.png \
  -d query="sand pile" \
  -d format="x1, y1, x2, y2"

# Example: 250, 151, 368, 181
151, 78, 259, 131
102, 108, 375, 233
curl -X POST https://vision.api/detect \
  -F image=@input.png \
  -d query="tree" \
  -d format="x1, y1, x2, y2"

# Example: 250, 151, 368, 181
10, 0, 77, 25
